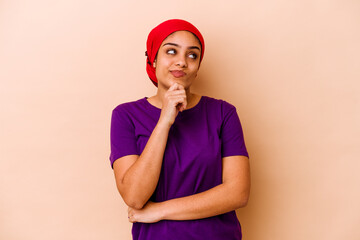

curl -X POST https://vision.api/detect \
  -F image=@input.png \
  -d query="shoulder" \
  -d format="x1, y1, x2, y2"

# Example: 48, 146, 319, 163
112, 98, 147, 115
111, 98, 149, 124
202, 96, 237, 116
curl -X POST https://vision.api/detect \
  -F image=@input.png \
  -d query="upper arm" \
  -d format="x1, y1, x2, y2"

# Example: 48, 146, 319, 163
222, 155, 251, 205
109, 107, 139, 168
220, 103, 248, 158
220, 101, 250, 205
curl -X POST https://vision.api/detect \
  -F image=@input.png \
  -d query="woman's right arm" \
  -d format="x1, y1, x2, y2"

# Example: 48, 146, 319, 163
113, 83, 186, 210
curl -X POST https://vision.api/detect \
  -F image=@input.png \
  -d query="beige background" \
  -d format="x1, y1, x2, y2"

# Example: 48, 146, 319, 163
1, 0, 359, 239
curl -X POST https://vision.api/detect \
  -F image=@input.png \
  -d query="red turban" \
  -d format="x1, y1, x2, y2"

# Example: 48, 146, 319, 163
146, 19, 205, 87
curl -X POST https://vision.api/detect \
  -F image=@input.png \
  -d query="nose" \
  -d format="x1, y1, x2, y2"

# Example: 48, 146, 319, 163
175, 54, 187, 68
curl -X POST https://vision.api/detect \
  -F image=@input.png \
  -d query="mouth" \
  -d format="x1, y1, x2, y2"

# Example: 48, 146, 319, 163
170, 70, 186, 78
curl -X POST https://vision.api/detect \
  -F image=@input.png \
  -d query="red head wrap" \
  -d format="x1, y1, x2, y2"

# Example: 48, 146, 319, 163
145, 19, 205, 87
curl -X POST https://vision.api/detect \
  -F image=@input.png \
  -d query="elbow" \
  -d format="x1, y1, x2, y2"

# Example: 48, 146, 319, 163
234, 184, 250, 209
236, 196, 249, 208
118, 189, 146, 210
116, 183, 147, 210
125, 199, 146, 210
233, 192, 250, 209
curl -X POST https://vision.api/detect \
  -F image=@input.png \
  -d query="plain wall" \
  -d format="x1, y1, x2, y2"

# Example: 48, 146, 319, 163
1, 0, 359, 239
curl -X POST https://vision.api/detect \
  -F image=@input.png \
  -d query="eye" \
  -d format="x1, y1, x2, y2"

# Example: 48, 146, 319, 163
166, 49, 176, 55
188, 53, 198, 59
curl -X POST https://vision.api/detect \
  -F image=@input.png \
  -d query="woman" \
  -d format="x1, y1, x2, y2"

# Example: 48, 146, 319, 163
109, 19, 250, 240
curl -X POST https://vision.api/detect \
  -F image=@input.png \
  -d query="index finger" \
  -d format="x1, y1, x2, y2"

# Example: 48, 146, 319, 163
168, 83, 179, 91
176, 83, 185, 90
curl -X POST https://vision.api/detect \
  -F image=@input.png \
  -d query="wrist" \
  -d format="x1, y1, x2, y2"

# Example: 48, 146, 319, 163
157, 201, 168, 220
156, 119, 172, 130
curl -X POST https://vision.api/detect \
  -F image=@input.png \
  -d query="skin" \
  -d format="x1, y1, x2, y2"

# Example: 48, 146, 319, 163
148, 30, 203, 112
112, 31, 250, 223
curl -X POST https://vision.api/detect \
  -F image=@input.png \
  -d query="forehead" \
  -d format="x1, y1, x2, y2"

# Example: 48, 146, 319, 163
162, 31, 201, 48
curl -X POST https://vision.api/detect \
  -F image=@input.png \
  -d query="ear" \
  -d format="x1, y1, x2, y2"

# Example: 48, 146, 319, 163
153, 60, 156, 68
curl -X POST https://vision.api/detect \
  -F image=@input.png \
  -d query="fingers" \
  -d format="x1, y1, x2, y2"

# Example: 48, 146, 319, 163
168, 82, 184, 91
177, 97, 187, 112
127, 201, 161, 223
128, 215, 136, 223
128, 208, 136, 223
166, 84, 185, 98
168, 82, 179, 91
166, 95, 187, 112
158, 83, 188, 126
166, 89, 186, 96
165, 84, 187, 112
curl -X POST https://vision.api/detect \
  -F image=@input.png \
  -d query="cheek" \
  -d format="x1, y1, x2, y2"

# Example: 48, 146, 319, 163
189, 65, 200, 76
154, 61, 170, 80
156, 57, 171, 69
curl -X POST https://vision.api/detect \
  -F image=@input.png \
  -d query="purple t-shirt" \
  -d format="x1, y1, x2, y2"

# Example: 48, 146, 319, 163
109, 96, 248, 240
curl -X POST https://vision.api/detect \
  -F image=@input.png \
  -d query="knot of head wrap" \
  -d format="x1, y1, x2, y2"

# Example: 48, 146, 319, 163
146, 19, 205, 87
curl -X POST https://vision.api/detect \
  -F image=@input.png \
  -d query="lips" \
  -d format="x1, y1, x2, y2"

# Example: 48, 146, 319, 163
170, 70, 186, 78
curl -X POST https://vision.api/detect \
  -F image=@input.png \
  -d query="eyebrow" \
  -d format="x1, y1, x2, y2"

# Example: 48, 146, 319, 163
162, 42, 200, 51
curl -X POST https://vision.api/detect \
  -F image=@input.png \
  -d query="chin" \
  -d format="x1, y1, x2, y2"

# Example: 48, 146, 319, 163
158, 76, 194, 89
171, 78, 193, 87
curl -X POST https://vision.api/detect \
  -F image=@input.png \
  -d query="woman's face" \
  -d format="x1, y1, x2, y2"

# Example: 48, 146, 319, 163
155, 31, 202, 89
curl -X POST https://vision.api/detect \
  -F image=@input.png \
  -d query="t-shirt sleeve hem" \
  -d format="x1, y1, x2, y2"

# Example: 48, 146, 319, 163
222, 151, 249, 159
110, 151, 139, 169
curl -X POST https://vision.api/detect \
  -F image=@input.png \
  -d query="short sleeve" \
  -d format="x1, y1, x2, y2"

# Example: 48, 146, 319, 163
220, 104, 249, 158
109, 107, 139, 168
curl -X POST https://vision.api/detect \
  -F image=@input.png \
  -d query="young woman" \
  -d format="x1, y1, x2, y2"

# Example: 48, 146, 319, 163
109, 19, 250, 240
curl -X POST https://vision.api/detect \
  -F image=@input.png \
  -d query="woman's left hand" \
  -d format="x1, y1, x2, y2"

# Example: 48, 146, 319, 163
128, 201, 164, 223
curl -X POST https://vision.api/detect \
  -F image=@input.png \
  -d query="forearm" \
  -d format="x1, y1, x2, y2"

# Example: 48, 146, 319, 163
159, 182, 249, 221
120, 121, 170, 209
